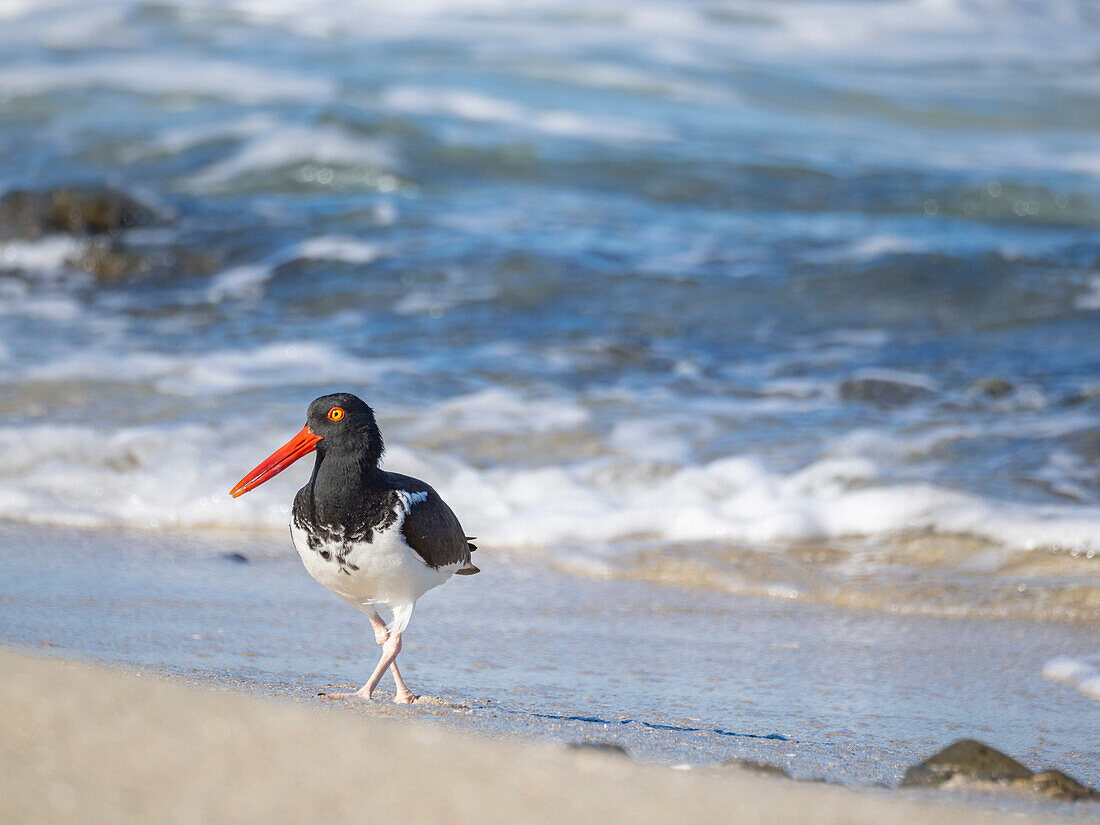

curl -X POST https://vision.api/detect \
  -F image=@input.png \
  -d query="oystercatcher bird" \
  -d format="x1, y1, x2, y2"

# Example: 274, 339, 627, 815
230, 392, 479, 703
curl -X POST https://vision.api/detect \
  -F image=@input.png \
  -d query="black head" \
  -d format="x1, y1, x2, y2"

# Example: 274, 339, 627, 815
231, 392, 384, 497
306, 392, 384, 464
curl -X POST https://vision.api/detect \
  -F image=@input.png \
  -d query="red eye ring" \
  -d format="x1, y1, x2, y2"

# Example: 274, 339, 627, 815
327, 407, 345, 422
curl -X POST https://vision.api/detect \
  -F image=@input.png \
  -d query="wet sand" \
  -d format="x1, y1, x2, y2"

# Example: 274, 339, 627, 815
0, 646, 1086, 825
0, 521, 1097, 821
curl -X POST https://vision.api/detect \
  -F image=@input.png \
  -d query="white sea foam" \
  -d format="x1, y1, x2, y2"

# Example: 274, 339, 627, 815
0, 0, 46, 19
608, 418, 692, 465
0, 421, 298, 532
0, 295, 82, 321
424, 388, 590, 435
293, 236, 382, 264
21, 341, 411, 396
1043, 654, 1100, 701
391, 266, 498, 316
0, 57, 333, 102
451, 452, 1100, 553
380, 85, 671, 143
130, 115, 278, 161
4, 403, 1099, 566
184, 125, 398, 190
846, 234, 919, 260
0, 236, 84, 274
205, 264, 272, 303
737, 0, 1099, 66
516, 59, 711, 103
203, 236, 383, 302
1075, 275, 1100, 311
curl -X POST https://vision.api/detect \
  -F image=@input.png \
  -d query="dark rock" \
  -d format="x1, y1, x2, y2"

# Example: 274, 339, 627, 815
1031, 770, 1099, 802
1062, 387, 1100, 408
0, 187, 159, 239
839, 376, 937, 408
900, 739, 1033, 788
73, 239, 154, 282
69, 239, 218, 283
722, 759, 789, 777
0, 188, 218, 284
567, 742, 629, 758
222, 552, 250, 564
972, 378, 1014, 398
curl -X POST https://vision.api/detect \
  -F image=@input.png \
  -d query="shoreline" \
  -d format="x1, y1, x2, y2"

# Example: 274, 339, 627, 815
3, 517, 1098, 627
0, 646, 1087, 825
1, 519, 1098, 820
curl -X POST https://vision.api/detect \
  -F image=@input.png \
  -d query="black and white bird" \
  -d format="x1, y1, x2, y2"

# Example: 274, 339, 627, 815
231, 392, 479, 703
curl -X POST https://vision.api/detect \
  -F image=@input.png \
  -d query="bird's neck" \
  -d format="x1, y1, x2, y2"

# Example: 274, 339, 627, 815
305, 451, 384, 530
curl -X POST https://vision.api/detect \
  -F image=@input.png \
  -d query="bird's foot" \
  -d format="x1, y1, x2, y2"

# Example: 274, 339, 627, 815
317, 688, 371, 701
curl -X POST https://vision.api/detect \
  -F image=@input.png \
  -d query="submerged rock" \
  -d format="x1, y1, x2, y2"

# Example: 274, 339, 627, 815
567, 742, 629, 758
0, 186, 220, 283
902, 740, 1098, 801
972, 377, 1014, 398
70, 239, 216, 283
73, 239, 154, 282
1062, 386, 1100, 408
900, 739, 1032, 787
721, 759, 789, 778
0, 187, 158, 239
1031, 770, 1100, 802
838, 375, 937, 408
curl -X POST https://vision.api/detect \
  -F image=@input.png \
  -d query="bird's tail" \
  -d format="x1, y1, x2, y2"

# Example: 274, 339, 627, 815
456, 536, 480, 574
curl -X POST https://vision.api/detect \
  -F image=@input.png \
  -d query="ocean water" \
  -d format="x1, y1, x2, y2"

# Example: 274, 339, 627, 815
0, 1, 1098, 675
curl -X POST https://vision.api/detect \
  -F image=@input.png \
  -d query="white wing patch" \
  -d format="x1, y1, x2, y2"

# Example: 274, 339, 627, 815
394, 490, 429, 514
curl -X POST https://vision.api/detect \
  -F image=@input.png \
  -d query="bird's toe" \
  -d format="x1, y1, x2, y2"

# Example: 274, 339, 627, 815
319, 689, 370, 701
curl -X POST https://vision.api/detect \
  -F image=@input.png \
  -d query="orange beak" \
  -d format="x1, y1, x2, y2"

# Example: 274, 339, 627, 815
230, 425, 323, 498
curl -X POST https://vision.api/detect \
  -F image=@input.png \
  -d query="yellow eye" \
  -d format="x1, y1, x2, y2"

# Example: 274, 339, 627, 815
327, 407, 345, 422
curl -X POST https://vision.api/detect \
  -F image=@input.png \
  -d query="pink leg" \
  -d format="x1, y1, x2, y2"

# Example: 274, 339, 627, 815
389, 658, 416, 705
320, 633, 402, 700
370, 613, 416, 703
320, 613, 417, 703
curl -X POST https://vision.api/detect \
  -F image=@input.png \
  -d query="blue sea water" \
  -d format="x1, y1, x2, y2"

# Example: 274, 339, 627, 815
0, 0, 1098, 628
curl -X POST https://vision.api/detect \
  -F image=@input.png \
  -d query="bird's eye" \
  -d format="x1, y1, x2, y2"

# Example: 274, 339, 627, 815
327, 407, 345, 422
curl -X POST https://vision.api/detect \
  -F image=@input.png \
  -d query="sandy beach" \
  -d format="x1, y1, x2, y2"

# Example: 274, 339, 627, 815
1, 646, 1087, 825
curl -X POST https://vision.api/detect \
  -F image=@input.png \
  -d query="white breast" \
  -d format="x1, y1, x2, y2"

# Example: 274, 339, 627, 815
290, 491, 461, 634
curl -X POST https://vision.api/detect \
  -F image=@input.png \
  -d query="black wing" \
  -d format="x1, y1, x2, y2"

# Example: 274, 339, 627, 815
386, 473, 473, 570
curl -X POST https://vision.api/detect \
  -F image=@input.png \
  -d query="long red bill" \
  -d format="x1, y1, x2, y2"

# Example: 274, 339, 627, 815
230, 425, 322, 498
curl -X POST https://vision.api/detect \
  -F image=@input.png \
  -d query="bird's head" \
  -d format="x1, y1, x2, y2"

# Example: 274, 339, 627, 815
230, 392, 383, 498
